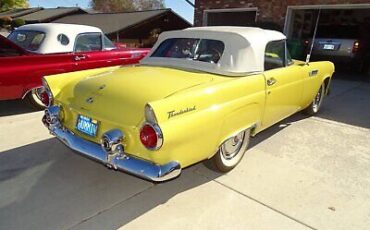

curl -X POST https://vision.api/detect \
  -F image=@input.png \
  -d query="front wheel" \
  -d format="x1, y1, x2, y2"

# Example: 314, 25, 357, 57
25, 88, 46, 110
210, 129, 250, 172
304, 83, 325, 115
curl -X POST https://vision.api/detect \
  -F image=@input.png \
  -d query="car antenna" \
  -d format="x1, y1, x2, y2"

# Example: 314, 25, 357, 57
305, 8, 321, 65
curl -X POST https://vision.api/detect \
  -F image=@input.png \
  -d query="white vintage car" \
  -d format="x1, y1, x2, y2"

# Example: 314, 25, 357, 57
7, 23, 117, 54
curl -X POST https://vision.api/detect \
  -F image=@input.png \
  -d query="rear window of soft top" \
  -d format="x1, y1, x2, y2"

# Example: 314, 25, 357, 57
151, 38, 225, 64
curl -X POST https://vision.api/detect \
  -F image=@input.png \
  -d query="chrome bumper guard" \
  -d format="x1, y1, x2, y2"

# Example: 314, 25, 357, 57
43, 106, 181, 182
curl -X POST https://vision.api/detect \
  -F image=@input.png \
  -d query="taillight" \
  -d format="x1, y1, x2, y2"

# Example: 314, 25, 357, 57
140, 123, 163, 150
353, 41, 360, 53
40, 90, 50, 106
41, 78, 53, 107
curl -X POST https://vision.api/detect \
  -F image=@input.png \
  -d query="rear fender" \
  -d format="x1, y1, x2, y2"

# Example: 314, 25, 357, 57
217, 103, 262, 150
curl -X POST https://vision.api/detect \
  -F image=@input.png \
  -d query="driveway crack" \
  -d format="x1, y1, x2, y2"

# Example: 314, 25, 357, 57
65, 184, 154, 230
194, 169, 317, 230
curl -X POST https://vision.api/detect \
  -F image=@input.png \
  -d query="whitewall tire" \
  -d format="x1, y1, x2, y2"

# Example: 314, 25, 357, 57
211, 129, 250, 172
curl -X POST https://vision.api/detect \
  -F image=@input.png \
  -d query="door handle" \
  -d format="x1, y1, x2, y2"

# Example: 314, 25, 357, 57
74, 55, 87, 61
267, 78, 277, 86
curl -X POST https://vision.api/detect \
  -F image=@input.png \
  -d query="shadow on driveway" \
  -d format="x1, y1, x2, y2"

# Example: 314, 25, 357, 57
0, 112, 310, 229
317, 79, 370, 129
0, 138, 220, 230
0, 99, 38, 117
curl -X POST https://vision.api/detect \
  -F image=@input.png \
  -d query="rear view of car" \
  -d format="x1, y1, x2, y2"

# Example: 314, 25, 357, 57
306, 25, 365, 71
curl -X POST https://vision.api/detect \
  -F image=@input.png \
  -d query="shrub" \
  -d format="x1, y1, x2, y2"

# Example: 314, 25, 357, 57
11, 18, 25, 28
0, 16, 12, 28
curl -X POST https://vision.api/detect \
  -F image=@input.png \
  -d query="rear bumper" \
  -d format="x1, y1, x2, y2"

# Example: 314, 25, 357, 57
43, 106, 181, 182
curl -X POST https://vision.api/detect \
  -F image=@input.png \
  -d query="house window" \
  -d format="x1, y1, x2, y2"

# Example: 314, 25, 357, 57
204, 8, 258, 26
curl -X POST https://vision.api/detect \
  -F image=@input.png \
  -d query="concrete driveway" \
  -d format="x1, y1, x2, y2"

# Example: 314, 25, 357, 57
0, 79, 369, 230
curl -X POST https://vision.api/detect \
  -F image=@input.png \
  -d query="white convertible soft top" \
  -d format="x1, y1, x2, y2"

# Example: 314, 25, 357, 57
12, 23, 102, 54
140, 26, 286, 76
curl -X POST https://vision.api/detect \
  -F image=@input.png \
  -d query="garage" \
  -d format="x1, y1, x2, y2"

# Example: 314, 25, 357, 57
203, 8, 257, 26
284, 4, 370, 76
195, 1, 370, 79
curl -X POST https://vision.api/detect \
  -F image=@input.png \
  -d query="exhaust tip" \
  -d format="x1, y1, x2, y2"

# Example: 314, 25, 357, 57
100, 129, 124, 154
101, 136, 113, 152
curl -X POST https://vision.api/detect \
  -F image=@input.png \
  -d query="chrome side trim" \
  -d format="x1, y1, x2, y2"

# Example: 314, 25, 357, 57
43, 107, 181, 182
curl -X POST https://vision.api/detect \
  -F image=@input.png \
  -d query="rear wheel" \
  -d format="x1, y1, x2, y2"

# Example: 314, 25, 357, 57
304, 83, 325, 115
210, 129, 250, 172
25, 88, 46, 110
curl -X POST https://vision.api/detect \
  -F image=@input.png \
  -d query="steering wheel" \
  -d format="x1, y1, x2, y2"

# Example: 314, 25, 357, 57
210, 48, 221, 63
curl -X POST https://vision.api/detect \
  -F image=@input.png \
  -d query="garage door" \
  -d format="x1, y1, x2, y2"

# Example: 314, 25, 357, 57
204, 8, 257, 26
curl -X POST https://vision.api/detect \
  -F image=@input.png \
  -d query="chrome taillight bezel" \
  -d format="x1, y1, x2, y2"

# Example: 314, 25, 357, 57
140, 122, 163, 151
144, 104, 158, 124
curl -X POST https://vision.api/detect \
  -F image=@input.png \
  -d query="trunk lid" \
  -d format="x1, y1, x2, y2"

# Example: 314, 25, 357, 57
65, 66, 214, 127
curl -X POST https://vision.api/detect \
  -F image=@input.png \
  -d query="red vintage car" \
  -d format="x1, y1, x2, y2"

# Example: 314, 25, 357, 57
0, 32, 149, 109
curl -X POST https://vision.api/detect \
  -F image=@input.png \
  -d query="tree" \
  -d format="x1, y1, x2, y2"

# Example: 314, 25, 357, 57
0, 0, 29, 12
135, 0, 165, 10
90, 0, 165, 13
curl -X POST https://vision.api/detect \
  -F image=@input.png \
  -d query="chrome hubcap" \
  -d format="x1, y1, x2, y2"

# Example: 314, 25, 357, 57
221, 132, 245, 160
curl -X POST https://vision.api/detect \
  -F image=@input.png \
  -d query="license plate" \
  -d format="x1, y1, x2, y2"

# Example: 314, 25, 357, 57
323, 44, 335, 50
76, 115, 98, 137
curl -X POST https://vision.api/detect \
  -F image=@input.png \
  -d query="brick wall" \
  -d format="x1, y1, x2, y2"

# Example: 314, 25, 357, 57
195, 0, 370, 26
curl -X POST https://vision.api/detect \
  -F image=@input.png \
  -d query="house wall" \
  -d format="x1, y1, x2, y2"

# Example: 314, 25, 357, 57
194, 0, 370, 27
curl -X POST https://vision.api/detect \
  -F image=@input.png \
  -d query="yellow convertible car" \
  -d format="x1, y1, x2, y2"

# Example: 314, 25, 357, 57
42, 27, 334, 181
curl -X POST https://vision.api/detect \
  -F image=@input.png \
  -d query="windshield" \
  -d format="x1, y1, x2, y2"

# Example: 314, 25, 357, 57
8, 30, 45, 51
151, 38, 225, 64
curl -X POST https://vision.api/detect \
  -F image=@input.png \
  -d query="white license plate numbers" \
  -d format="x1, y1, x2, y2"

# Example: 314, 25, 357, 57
323, 44, 335, 50
76, 115, 98, 137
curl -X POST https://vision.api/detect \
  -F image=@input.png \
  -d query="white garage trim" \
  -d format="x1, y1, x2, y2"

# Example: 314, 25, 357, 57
284, 4, 370, 37
203, 7, 258, 26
